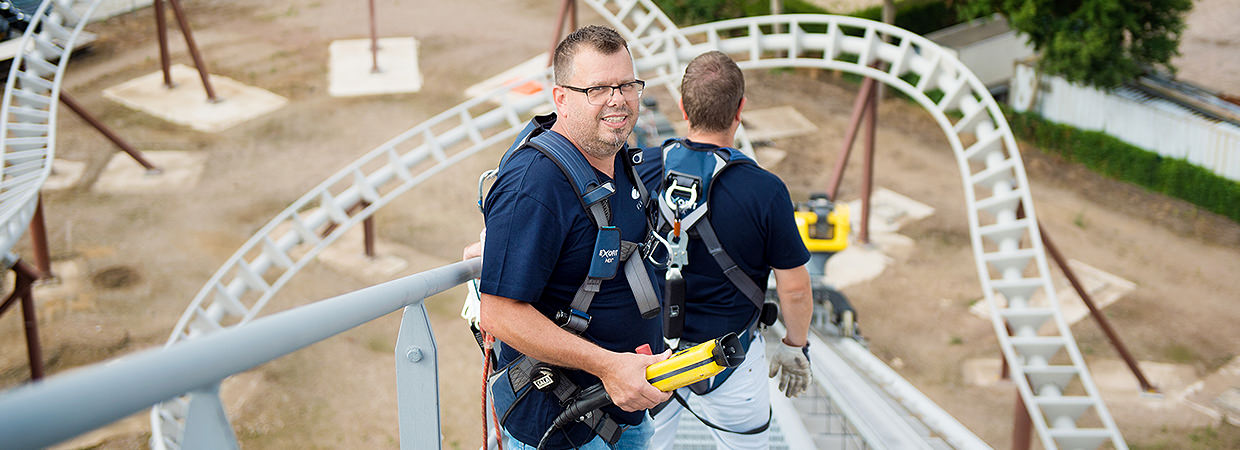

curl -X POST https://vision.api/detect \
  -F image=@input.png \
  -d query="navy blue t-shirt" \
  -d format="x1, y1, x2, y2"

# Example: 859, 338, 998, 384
480, 130, 663, 448
648, 140, 811, 343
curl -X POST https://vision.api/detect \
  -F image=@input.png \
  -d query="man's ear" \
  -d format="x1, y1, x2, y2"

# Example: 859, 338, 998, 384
678, 97, 689, 121
552, 85, 568, 117
734, 97, 746, 124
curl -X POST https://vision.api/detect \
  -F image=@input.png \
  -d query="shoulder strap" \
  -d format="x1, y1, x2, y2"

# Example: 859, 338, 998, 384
694, 217, 766, 310
527, 131, 615, 227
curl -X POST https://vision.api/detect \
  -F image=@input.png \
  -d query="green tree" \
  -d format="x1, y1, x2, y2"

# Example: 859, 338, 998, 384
963, 0, 1193, 88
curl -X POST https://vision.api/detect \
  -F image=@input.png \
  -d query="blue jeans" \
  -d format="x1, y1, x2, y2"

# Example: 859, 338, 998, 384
503, 417, 653, 450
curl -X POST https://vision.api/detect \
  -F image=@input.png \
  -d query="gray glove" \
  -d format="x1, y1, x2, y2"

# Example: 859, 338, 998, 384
768, 339, 812, 397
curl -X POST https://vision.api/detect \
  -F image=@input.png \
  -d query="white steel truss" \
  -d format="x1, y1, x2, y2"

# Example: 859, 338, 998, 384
0, 0, 101, 259
150, 4, 1126, 449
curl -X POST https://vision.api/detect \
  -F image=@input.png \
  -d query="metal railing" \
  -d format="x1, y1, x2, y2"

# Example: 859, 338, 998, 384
0, 258, 480, 449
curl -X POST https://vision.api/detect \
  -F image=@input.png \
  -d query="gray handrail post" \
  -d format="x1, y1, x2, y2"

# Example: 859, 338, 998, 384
395, 302, 441, 449
182, 382, 239, 450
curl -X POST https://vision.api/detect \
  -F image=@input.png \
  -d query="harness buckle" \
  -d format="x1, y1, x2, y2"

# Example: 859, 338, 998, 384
667, 232, 688, 268
555, 308, 592, 333
663, 173, 699, 214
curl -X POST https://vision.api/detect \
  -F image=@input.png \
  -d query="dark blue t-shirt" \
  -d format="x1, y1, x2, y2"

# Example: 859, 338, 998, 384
480, 130, 663, 448
648, 139, 811, 343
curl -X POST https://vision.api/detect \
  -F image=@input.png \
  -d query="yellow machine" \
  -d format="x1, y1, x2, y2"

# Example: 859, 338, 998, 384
794, 202, 850, 253
646, 333, 744, 391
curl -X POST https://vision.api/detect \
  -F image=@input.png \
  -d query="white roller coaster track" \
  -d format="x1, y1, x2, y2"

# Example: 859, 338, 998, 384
0, 0, 100, 259
151, 1, 1126, 448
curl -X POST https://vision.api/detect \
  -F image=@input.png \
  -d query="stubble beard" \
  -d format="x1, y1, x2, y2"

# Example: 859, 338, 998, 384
573, 105, 634, 160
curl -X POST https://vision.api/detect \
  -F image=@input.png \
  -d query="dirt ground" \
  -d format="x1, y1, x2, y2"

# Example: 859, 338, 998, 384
0, 1, 1237, 449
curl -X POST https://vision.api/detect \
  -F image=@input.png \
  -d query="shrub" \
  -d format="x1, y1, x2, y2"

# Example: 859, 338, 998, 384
1006, 110, 1240, 223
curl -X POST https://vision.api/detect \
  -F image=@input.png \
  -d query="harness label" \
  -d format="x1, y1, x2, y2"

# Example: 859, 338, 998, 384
588, 226, 622, 280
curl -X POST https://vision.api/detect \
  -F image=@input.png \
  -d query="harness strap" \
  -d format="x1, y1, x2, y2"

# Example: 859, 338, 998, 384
623, 249, 660, 319
504, 355, 625, 444
694, 218, 766, 310
568, 240, 660, 333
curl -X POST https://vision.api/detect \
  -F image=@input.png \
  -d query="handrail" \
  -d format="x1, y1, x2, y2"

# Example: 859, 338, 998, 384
0, 258, 480, 449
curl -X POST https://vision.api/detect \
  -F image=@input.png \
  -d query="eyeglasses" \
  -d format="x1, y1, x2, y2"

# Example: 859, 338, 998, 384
559, 80, 645, 105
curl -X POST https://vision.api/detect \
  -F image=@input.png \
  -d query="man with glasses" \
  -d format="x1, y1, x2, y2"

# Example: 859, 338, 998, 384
478, 25, 670, 450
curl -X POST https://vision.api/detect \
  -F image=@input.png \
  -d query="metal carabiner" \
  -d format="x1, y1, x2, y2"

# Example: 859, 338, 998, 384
476, 169, 498, 213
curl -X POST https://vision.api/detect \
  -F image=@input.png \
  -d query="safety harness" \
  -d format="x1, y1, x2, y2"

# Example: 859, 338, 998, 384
481, 113, 660, 447
649, 138, 776, 434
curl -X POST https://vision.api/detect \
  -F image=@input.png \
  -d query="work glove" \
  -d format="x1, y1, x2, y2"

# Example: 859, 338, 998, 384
768, 339, 811, 397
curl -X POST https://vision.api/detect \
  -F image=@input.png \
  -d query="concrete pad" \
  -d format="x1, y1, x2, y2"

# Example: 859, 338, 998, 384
464, 53, 551, 109
1216, 388, 1240, 417
1184, 356, 1240, 425
42, 159, 87, 191
103, 64, 288, 132
92, 150, 207, 193
73, 0, 153, 23
328, 37, 423, 97
844, 187, 936, 234
756, 147, 788, 167
824, 242, 892, 289
963, 357, 1196, 397
316, 225, 417, 285
31, 259, 91, 321
969, 259, 1136, 326
742, 106, 818, 141
962, 358, 1008, 387
1090, 359, 1196, 395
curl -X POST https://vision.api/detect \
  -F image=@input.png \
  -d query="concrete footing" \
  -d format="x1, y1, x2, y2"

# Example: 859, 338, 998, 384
93, 151, 207, 193
969, 259, 1136, 327
42, 159, 88, 191
328, 37, 423, 97
103, 64, 287, 132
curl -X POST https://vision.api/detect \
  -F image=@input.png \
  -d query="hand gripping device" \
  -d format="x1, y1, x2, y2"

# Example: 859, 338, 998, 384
535, 333, 745, 449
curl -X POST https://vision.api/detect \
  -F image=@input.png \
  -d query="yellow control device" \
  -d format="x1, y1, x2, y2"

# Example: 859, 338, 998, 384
794, 203, 850, 253
646, 333, 745, 391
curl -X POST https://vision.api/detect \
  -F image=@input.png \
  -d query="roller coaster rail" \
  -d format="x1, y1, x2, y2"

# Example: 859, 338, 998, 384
0, 0, 99, 258
149, 6, 1124, 448
0, 0, 1127, 447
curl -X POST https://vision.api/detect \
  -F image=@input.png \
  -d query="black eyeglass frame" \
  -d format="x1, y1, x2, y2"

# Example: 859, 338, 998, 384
558, 80, 646, 105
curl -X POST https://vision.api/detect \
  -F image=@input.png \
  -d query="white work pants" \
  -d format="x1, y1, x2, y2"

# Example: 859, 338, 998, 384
648, 332, 770, 450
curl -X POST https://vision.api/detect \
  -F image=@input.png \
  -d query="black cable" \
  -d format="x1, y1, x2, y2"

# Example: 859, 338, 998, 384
536, 384, 612, 449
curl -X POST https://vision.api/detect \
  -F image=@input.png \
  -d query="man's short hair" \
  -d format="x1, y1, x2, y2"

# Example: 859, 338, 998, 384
553, 25, 629, 85
681, 51, 744, 133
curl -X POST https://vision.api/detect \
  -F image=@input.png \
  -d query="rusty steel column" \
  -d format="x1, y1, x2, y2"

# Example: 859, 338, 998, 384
166, 0, 218, 102
59, 92, 161, 172
1038, 220, 1157, 393
2, 261, 44, 380
368, 0, 380, 73
153, 0, 173, 88
547, 0, 573, 67
362, 202, 375, 258
1012, 390, 1033, 450
825, 76, 877, 200
858, 80, 878, 244
29, 196, 52, 279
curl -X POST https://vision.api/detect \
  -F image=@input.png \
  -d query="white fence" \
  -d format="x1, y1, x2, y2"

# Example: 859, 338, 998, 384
1011, 65, 1240, 182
